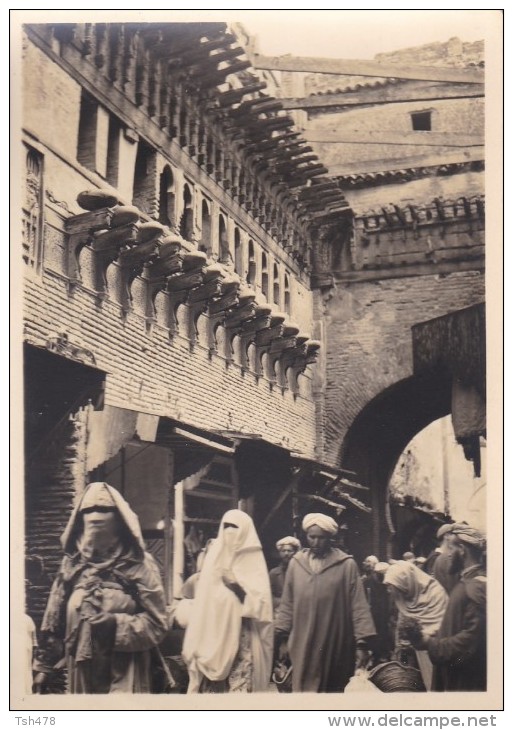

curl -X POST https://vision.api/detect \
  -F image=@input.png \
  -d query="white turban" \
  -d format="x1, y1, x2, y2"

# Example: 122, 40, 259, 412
276, 536, 301, 550
302, 513, 339, 535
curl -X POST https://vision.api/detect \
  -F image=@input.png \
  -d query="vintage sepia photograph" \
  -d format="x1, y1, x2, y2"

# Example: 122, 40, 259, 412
10, 8, 503, 714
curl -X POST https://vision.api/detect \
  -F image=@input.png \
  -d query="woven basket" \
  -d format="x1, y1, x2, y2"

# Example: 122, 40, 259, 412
368, 661, 426, 692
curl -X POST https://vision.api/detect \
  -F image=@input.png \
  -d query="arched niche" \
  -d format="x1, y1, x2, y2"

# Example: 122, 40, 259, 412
199, 199, 211, 254
180, 183, 194, 241
247, 342, 257, 374
218, 214, 230, 265
196, 312, 209, 347
154, 289, 169, 327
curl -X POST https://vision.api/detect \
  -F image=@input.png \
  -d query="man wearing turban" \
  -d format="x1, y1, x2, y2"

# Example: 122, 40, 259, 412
269, 536, 302, 612
424, 522, 468, 594
274, 513, 376, 692
33, 483, 168, 694
410, 525, 487, 691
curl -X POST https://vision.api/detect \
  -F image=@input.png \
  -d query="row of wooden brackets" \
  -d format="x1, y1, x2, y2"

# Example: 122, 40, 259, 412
64, 200, 320, 387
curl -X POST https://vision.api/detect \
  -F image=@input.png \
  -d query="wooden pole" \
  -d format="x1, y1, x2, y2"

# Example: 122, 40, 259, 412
280, 84, 484, 110
303, 130, 483, 148
252, 54, 484, 84
163, 449, 174, 603
172, 480, 184, 599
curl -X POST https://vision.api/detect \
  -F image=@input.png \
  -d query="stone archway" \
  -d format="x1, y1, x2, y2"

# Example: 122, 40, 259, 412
339, 369, 452, 558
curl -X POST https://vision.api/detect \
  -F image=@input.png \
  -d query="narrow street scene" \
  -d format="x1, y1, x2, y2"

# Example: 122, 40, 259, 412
15, 11, 495, 704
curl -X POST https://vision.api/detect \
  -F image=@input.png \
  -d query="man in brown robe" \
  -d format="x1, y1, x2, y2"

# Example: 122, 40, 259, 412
275, 513, 376, 693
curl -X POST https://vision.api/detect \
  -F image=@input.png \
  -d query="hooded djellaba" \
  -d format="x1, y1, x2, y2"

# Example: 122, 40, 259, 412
33, 483, 168, 694
274, 513, 376, 693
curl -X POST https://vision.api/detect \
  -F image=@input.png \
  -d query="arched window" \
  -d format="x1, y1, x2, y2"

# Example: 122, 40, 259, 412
158, 165, 175, 227
199, 199, 211, 253
234, 228, 243, 275
180, 183, 194, 240
261, 253, 269, 300
219, 215, 230, 264
273, 263, 280, 305
284, 274, 291, 315
247, 240, 256, 286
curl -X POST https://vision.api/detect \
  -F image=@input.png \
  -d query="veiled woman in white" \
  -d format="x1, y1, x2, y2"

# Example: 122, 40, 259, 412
182, 509, 273, 693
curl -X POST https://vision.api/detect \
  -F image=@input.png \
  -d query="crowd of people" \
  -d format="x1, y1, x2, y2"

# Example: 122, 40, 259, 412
28, 482, 487, 695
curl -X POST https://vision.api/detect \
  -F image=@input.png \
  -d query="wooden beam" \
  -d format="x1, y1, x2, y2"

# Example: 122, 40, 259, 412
252, 53, 484, 84
303, 130, 484, 148
259, 486, 292, 532
328, 149, 484, 177
312, 258, 485, 287
280, 83, 484, 110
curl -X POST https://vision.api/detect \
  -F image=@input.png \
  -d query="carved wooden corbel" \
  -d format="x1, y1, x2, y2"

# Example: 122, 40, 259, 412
238, 305, 272, 371
254, 313, 285, 379
164, 250, 207, 343
205, 278, 243, 357
118, 221, 166, 314
280, 335, 310, 394
144, 236, 184, 327
269, 335, 298, 386
92, 221, 139, 298
64, 208, 114, 286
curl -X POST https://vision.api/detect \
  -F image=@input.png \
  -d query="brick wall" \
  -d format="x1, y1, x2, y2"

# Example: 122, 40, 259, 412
344, 169, 484, 213
25, 410, 88, 626
307, 97, 484, 170
23, 265, 318, 458
23, 39, 81, 161
317, 269, 485, 466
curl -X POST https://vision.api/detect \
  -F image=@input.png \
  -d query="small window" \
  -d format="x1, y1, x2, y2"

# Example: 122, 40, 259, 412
284, 274, 291, 315
77, 91, 99, 169
261, 253, 269, 300
158, 165, 175, 227
106, 116, 122, 186
247, 240, 256, 286
219, 215, 230, 264
180, 184, 194, 240
411, 111, 432, 131
132, 141, 157, 215
200, 199, 211, 253
273, 263, 280, 305
234, 228, 243, 275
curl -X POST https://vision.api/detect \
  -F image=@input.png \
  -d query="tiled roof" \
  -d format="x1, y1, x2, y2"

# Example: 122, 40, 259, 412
335, 160, 484, 188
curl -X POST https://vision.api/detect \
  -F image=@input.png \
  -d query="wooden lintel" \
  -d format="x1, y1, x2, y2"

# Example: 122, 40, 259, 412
312, 258, 485, 287
280, 84, 484, 110
252, 53, 484, 84
304, 130, 484, 148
